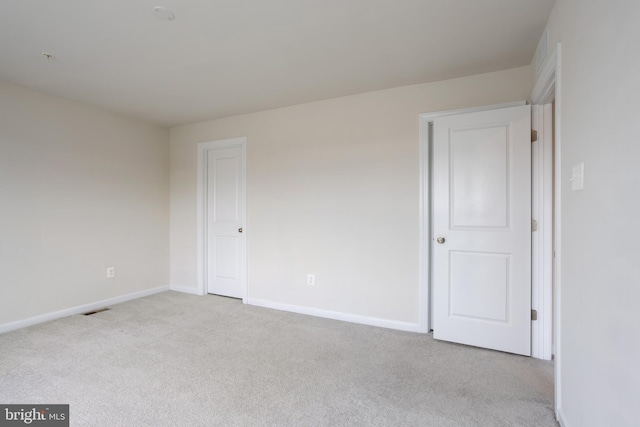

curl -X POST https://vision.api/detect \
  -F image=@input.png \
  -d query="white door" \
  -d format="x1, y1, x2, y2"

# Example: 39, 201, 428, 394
206, 143, 246, 299
432, 105, 531, 356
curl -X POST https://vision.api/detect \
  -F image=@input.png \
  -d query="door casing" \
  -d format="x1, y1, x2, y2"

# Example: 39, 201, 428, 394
531, 42, 562, 413
419, 43, 561, 364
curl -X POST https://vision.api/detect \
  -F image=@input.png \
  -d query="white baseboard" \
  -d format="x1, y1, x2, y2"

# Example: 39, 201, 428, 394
169, 284, 203, 296
247, 298, 420, 333
0, 285, 169, 334
557, 406, 569, 427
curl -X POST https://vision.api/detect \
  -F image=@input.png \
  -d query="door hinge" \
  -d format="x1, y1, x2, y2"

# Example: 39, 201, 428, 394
531, 219, 538, 232
531, 309, 538, 321
531, 130, 538, 142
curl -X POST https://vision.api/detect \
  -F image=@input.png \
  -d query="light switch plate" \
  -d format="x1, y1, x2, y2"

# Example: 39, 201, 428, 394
571, 162, 584, 191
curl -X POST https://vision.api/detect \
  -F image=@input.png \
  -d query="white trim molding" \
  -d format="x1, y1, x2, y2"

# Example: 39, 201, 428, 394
557, 406, 569, 427
197, 137, 248, 302
531, 42, 562, 418
531, 103, 554, 361
169, 285, 202, 295
0, 286, 169, 334
532, 44, 559, 104
248, 298, 420, 333
417, 114, 431, 333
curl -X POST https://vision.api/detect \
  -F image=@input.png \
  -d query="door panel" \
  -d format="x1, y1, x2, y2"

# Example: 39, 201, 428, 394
449, 251, 509, 322
433, 105, 531, 356
206, 146, 245, 298
450, 126, 509, 229
212, 156, 239, 222
213, 236, 239, 280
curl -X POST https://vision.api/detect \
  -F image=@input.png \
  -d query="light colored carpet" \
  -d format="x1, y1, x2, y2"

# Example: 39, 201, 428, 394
0, 292, 557, 426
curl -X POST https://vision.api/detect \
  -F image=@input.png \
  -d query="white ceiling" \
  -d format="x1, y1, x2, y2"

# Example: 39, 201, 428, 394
0, 0, 555, 127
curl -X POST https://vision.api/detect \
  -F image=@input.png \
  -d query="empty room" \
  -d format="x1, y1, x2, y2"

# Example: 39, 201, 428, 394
1, 0, 638, 426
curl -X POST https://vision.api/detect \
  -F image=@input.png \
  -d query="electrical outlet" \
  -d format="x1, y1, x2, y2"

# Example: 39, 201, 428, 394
106, 267, 115, 279
307, 274, 315, 286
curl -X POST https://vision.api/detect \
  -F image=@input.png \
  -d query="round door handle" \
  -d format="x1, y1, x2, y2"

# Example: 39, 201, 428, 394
436, 236, 445, 244
238, 227, 243, 233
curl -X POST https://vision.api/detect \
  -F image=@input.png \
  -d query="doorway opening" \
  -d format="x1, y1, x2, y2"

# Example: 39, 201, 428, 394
418, 46, 561, 359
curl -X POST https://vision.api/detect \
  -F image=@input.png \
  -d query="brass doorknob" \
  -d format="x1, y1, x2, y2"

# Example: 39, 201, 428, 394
436, 236, 445, 244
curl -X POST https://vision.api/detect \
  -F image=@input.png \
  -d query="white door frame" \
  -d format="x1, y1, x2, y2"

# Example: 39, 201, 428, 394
419, 40, 561, 361
531, 43, 562, 414
531, 103, 554, 360
418, 101, 526, 334
197, 137, 248, 302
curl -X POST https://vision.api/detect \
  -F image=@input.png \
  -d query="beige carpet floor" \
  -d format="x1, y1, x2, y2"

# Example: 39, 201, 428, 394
0, 291, 557, 426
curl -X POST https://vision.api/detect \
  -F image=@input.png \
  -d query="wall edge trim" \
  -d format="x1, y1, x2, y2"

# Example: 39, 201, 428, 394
169, 284, 203, 295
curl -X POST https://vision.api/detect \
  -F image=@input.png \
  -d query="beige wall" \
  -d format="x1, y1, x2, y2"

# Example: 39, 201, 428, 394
544, 0, 640, 425
0, 81, 170, 325
170, 67, 532, 325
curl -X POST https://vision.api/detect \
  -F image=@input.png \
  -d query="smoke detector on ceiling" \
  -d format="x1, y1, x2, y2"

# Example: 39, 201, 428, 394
152, 6, 175, 21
